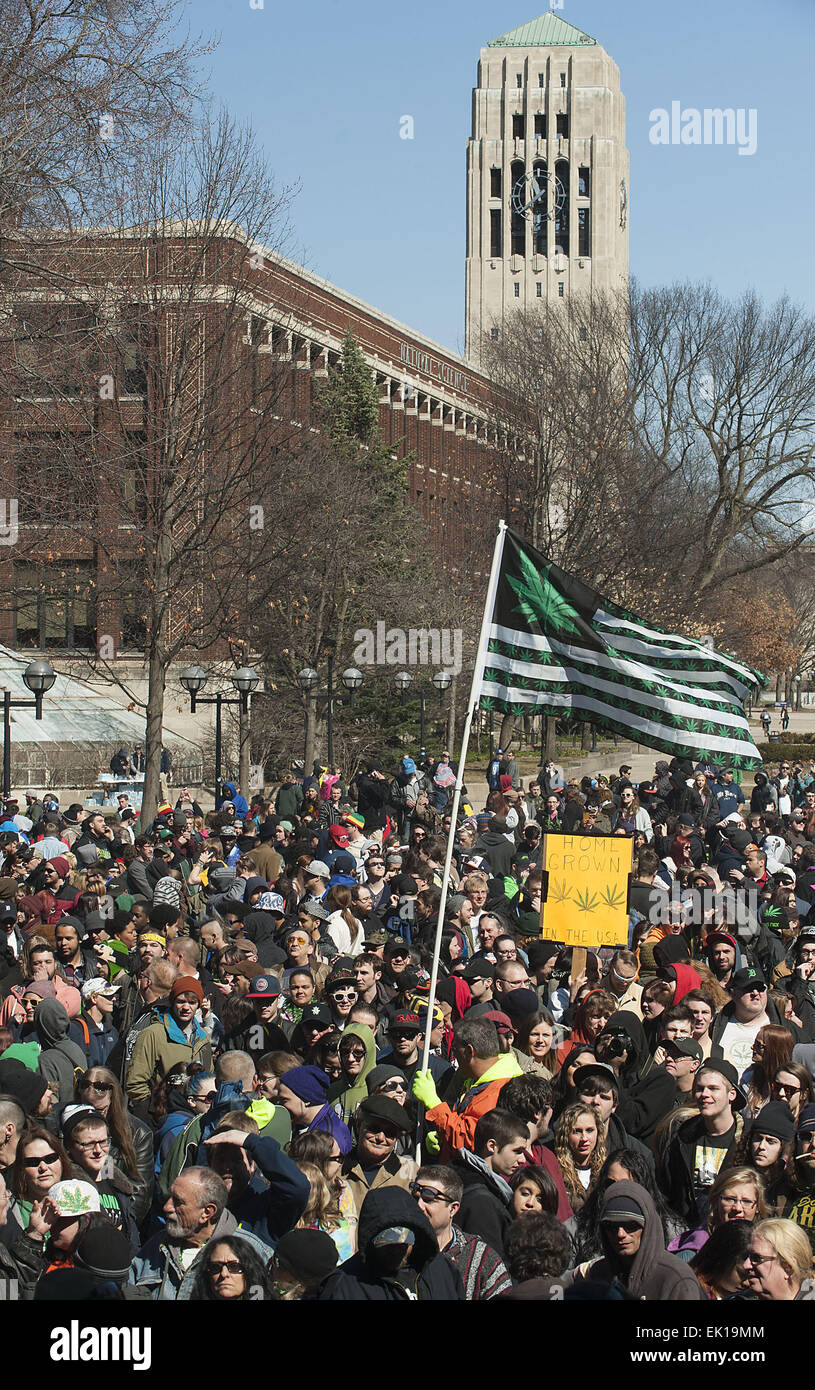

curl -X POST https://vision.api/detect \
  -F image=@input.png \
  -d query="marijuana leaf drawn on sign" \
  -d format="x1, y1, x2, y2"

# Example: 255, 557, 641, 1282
508, 551, 583, 638
549, 878, 572, 906
574, 888, 599, 914
598, 883, 626, 911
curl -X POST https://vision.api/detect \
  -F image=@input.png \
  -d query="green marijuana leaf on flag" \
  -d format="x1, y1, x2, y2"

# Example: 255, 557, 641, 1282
508, 552, 582, 638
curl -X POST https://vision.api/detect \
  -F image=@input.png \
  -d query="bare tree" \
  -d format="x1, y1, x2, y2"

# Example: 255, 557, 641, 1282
629, 282, 815, 593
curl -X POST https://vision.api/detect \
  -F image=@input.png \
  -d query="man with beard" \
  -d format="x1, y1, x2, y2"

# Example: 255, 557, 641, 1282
130, 1167, 232, 1298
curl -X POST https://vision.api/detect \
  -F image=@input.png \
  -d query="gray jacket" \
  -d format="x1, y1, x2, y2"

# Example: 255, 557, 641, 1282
129, 1208, 238, 1300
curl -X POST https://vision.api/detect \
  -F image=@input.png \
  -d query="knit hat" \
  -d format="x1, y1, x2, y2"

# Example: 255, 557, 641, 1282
274, 1228, 338, 1284
170, 976, 204, 1004
48, 856, 70, 879
75, 1224, 133, 1283
0, 1058, 48, 1113
344, 812, 365, 831
401, 758, 416, 775
796, 1103, 815, 1136
500, 988, 540, 1024
366, 1064, 407, 1094
750, 1101, 795, 1142
279, 1065, 330, 1106
600, 1193, 646, 1228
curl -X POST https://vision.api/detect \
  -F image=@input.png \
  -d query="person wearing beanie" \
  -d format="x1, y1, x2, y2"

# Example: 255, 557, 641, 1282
74, 1221, 134, 1286
275, 1066, 352, 1153
125, 976, 211, 1119
575, 1180, 703, 1300
741, 1101, 797, 1218
0, 1057, 49, 1119
272, 1227, 339, 1299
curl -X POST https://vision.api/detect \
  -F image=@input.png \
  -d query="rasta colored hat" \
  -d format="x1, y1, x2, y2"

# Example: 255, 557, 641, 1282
344, 812, 365, 830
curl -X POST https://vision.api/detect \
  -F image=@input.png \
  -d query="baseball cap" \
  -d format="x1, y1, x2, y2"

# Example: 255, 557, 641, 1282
730, 966, 767, 993
245, 974, 282, 1000
372, 1226, 416, 1247
80, 977, 120, 1000
299, 1003, 334, 1029
363, 928, 387, 947
664, 1038, 703, 1061
47, 1180, 101, 1217
387, 1011, 421, 1035
573, 1062, 619, 1092
462, 959, 495, 981
306, 860, 330, 878
481, 1009, 514, 1038
695, 1058, 747, 1109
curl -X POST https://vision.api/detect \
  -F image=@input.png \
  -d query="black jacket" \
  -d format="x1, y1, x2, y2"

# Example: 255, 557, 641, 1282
452, 1151, 513, 1257
317, 1186, 464, 1301
656, 1111, 743, 1226
602, 1011, 677, 1142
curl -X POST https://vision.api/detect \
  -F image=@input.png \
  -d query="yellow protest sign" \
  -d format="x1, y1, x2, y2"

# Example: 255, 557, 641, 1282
541, 834, 633, 948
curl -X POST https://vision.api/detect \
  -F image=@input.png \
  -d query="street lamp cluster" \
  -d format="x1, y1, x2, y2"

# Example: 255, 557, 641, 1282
180, 664, 259, 798
296, 662, 452, 764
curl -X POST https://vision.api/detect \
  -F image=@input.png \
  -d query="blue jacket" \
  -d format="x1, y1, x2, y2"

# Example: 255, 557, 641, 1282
217, 781, 249, 818
225, 1132, 310, 1249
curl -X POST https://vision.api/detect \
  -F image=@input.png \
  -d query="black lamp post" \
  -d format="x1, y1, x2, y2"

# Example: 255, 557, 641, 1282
298, 661, 363, 765
180, 663, 259, 800
395, 670, 452, 760
2, 660, 57, 798
297, 666, 318, 764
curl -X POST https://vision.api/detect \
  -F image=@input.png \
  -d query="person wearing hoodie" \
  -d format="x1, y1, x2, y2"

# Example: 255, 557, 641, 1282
317, 1183, 463, 1300
568, 1180, 703, 1300
413, 1018, 523, 1163
474, 817, 516, 879
328, 1022, 378, 1125
125, 978, 212, 1117
34, 998, 88, 1114
216, 782, 248, 819
593, 1011, 676, 1142
452, 1108, 529, 1257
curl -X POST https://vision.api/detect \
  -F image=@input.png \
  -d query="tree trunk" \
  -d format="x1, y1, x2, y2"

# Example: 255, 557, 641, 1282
581, 722, 592, 751
545, 716, 557, 762
141, 644, 167, 828
499, 713, 515, 750
776, 672, 784, 701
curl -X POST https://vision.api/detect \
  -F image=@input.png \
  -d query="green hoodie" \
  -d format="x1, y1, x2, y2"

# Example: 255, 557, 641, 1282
328, 1023, 378, 1124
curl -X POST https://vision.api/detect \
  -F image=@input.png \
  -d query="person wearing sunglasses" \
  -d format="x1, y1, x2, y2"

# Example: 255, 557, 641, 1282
183, 1230, 276, 1301
567, 1179, 703, 1300
411, 1164, 512, 1300
8, 1127, 71, 1234
61, 1106, 138, 1250
327, 1023, 377, 1124
739, 1218, 815, 1299
323, 967, 359, 1030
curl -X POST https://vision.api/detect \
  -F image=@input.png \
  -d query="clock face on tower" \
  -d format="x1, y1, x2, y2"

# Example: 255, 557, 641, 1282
511, 169, 565, 221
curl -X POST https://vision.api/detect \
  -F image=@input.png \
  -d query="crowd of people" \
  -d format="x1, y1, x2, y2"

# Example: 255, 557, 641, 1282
0, 745, 813, 1302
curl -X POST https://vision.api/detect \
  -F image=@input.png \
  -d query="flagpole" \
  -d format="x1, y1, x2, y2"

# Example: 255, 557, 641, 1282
416, 520, 508, 1147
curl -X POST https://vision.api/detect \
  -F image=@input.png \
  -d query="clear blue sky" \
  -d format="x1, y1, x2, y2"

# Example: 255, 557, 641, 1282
187, 0, 814, 357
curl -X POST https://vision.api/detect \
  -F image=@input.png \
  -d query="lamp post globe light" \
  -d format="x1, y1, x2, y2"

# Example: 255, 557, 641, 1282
395, 670, 413, 705
432, 670, 453, 694
297, 667, 318, 693
341, 667, 363, 711
3, 659, 57, 797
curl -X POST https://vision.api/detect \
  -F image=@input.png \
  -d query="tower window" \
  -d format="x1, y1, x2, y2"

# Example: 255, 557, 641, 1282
490, 167, 502, 198
558, 283, 564, 297
534, 114, 546, 138
490, 209, 502, 257
560, 73, 566, 87
556, 113, 569, 138
555, 159, 570, 256
536, 282, 542, 297
578, 206, 591, 257
514, 283, 520, 297
512, 113, 524, 139
510, 160, 526, 257
538, 74, 544, 88
578, 166, 590, 198
516, 74, 523, 88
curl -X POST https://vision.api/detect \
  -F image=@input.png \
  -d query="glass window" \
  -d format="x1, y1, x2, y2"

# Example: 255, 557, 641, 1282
534, 114, 546, 138
578, 206, 591, 258
490, 168, 502, 198
556, 114, 569, 138
490, 209, 502, 257
514, 283, 520, 297
578, 166, 590, 198
512, 113, 524, 139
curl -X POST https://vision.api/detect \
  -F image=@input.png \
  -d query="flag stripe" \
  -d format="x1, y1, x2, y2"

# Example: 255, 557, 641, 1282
490, 623, 751, 701
484, 649, 749, 730
480, 680, 758, 760
593, 610, 758, 682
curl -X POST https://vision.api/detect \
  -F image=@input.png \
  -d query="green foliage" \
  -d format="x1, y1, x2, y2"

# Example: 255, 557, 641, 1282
315, 329, 380, 445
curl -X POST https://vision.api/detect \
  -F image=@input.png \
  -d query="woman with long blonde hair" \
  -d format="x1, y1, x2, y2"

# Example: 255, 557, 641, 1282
554, 1103, 606, 1212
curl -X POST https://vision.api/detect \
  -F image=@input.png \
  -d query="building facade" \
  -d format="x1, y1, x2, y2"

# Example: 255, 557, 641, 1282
465, 11, 629, 363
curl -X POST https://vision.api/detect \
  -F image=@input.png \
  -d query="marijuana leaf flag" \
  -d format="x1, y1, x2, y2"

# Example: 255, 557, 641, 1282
478, 529, 766, 770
